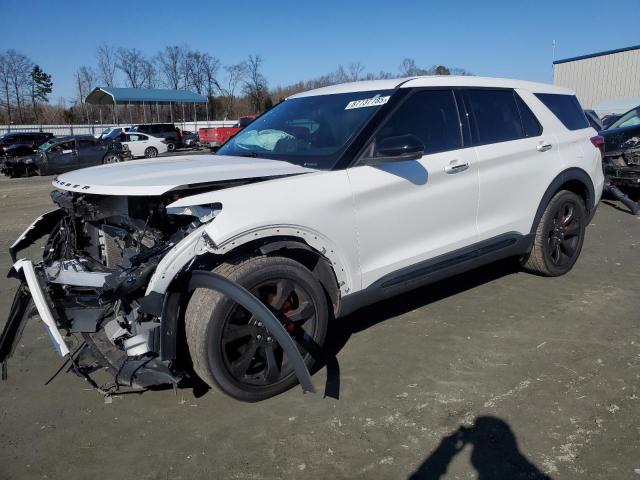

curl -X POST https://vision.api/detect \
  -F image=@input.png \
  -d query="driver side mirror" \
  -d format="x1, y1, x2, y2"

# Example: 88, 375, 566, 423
364, 134, 425, 164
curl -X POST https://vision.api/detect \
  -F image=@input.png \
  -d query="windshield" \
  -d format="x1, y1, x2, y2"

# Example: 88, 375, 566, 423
608, 107, 640, 129
217, 90, 395, 169
38, 139, 58, 151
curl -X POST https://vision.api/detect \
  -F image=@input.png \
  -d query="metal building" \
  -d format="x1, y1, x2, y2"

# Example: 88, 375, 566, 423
553, 45, 640, 111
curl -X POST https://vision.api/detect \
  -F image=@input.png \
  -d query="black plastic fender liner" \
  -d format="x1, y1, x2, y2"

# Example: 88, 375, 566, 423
188, 271, 316, 394
0, 282, 32, 379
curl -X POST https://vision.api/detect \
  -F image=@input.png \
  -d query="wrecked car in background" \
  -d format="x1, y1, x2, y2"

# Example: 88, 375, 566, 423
1, 135, 131, 177
0, 132, 54, 159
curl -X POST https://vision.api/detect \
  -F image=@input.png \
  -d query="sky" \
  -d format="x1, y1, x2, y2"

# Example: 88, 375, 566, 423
1, 0, 638, 103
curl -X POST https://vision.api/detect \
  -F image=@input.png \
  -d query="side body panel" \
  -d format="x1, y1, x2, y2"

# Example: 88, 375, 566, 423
169, 170, 361, 295
346, 149, 479, 290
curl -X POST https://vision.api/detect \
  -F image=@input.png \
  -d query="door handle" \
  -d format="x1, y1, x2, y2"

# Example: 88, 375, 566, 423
536, 143, 552, 152
444, 161, 469, 174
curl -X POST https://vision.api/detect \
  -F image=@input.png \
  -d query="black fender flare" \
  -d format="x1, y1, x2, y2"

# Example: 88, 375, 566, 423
530, 167, 596, 237
187, 271, 315, 394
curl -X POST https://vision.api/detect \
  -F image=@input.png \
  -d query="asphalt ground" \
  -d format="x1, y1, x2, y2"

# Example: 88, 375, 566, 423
0, 172, 638, 479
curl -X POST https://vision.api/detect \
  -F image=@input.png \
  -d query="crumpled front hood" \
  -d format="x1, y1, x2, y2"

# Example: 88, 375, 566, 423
52, 154, 316, 196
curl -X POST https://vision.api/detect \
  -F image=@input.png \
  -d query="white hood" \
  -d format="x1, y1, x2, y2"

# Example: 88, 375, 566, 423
52, 154, 315, 196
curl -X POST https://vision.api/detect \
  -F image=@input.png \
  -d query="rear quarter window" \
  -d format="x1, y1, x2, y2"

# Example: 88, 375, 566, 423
535, 93, 589, 130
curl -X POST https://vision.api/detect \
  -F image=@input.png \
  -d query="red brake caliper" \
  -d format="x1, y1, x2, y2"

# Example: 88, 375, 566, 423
282, 300, 296, 333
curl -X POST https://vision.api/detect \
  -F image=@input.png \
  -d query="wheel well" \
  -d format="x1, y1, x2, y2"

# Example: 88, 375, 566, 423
218, 236, 341, 314
558, 179, 591, 211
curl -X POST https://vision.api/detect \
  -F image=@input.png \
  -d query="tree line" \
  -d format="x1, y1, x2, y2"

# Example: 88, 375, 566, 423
0, 45, 471, 125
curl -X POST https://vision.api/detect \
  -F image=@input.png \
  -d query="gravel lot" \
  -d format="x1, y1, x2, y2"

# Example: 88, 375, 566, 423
0, 173, 638, 480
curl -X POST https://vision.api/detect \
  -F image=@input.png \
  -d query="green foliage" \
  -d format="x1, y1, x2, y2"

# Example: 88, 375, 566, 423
30, 65, 53, 102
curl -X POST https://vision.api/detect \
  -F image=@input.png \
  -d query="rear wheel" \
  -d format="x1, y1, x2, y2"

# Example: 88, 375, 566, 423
166, 142, 176, 152
185, 256, 328, 402
144, 147, 158, 158
522, 190, 586, 276
102, 153, 121, 164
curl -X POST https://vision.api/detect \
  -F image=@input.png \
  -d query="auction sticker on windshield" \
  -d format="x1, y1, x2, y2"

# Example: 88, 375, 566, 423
345, 94, 390, 110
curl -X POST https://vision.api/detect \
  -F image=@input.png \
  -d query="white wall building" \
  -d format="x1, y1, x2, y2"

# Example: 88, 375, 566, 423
553, 45, 640, 113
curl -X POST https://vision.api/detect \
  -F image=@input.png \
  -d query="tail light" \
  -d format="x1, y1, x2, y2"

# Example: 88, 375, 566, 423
161, 140, 167, 144
590, 135, 605, 158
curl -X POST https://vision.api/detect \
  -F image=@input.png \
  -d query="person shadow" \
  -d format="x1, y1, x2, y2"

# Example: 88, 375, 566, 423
409, 416, 552, 480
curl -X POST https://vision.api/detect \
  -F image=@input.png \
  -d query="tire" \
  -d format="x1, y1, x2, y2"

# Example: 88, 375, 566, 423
144, 147, 158, 158
185, 256, 328, 402
522, 190, 587, 276
166, 142, 176, 152
102, 153, 121, 164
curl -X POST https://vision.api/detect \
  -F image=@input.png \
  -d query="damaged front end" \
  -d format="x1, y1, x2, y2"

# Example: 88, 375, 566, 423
1, 189, 207, 389
0, 186, 315, 395
603, 136, 640, 214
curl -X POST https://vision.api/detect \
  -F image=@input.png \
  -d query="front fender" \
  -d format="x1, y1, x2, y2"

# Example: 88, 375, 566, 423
203, 221, 353, 296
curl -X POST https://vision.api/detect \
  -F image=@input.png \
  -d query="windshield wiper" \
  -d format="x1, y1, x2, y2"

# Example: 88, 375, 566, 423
235, 152, 259, 158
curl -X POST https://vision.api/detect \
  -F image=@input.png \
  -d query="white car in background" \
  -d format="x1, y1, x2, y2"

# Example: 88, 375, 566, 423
120, 132, 168, 158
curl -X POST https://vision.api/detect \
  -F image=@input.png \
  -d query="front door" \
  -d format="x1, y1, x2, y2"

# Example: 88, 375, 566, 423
47, 140, 78, 173
347, 89, 480, 289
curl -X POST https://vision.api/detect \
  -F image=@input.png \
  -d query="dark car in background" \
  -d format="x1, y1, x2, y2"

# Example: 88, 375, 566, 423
0, 132, 54, 157
130, 123, 182, 151
600, 105, 640, 155
1, 135, 130, 177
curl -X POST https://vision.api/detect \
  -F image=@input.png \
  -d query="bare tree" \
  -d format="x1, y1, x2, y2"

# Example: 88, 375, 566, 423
156, 45, 185, 89
141, 59, 157, 88
75, 65, 95, 122
398, 57, 428, 77
201, 53, 220, 98
214, 62, 246, 118
96, 44, 117, 86
243, 54, 268, 112
116, 48, 149, 88
5, 50, 33, 122
347, 61, 365, 82
0, 52, 12, 123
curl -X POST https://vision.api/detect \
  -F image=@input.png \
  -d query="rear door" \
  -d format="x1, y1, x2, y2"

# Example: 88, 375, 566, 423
77, 138, 107, 167
347, 89, 479, 289
460, 88, 560, 239
124, 133, 146, 157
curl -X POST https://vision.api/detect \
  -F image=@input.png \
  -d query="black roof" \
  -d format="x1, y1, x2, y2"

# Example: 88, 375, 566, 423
553, 44, 640, 65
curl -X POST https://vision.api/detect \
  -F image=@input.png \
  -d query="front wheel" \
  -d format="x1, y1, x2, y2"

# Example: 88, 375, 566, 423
522, 190, 587, 276
144, 147, 158, 158
166, 142, 176, 152
185, 256, 328, 402
102, 153, 122, 164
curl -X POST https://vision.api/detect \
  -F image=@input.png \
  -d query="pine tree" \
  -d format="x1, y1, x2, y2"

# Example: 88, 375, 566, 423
29, 65, 53, 123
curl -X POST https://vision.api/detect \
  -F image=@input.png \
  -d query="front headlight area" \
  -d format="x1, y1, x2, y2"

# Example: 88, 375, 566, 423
166, 203, 222, 224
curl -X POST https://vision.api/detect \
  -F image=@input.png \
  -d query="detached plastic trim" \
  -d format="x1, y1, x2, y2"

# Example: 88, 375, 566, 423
188, 271, 315, 394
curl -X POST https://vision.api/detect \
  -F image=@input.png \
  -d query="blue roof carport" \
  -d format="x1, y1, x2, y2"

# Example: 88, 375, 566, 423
85, 87, 208, 124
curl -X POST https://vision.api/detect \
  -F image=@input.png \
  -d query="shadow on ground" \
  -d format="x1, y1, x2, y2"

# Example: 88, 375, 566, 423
409, 416, 551, 479
320, 259, 520, 399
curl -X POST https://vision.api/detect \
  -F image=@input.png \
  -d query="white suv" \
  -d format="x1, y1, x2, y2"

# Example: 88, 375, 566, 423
1, 76, 604, 401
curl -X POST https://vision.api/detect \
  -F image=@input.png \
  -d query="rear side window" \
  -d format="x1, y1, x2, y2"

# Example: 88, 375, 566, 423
462, 89, 524, 144
375, 89, 462, 155
535, 93, 588, 130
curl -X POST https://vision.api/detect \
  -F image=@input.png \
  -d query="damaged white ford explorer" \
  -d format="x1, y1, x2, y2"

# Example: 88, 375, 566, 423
1, 76, 604, 401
